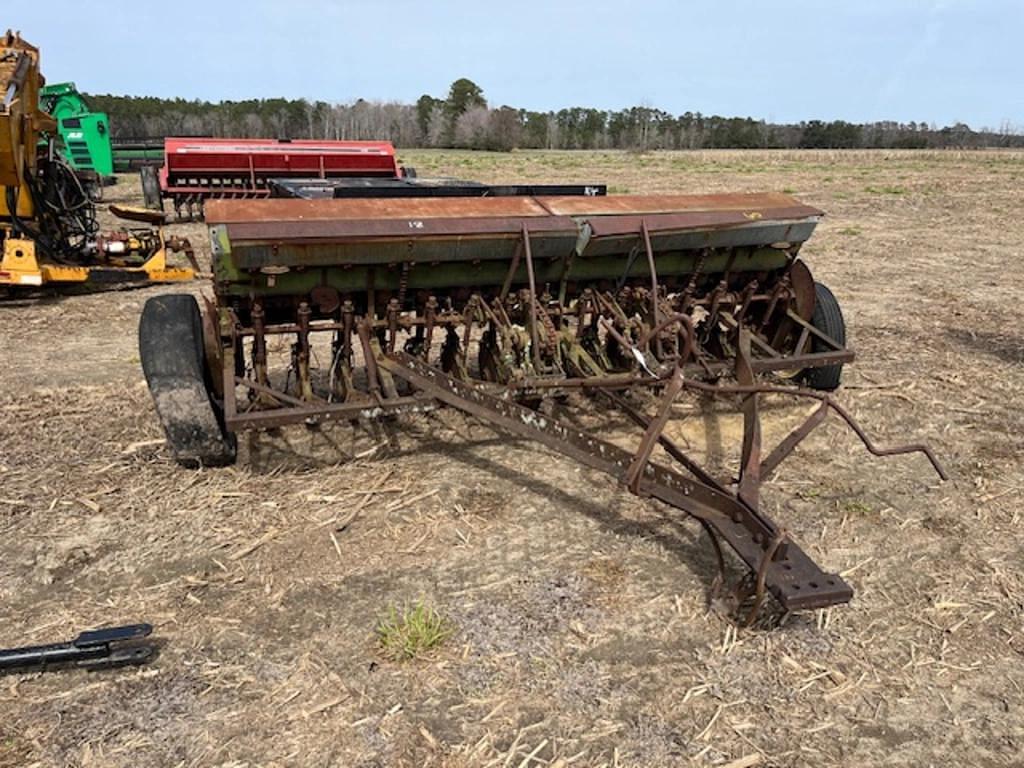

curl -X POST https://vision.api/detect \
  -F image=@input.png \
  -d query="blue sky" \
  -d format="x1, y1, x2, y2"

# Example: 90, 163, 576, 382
9, 0, 1022, 130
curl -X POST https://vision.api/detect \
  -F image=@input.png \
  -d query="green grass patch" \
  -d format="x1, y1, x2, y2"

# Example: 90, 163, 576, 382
377, 600, 453, 661
782, 187, 797, 194
864, 185, 907, 195
841, 499, 873, 515
837, 226, 862, 236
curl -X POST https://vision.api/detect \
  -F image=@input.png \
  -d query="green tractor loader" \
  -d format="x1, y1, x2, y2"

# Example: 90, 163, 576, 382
38, 82, 114, 194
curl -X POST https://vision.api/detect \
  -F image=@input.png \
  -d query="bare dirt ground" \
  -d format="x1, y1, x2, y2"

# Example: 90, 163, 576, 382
1, 149, 1022, 767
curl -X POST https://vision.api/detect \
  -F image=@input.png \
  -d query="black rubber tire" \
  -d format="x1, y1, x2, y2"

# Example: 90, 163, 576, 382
139, 294, 236, 467
802, 282, 846, 391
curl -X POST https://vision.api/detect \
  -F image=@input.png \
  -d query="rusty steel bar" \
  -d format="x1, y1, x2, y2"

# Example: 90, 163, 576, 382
640, 219, 663, 358
736, 333, 763, 511
422, 296, 438, 360
596, 389, 726, 492
521, 223, 543, 372
222, 339, 238, 428
677, 380, 949, 481
225, 394, 436, 431
499, 238, 524, 301
296, 302, 313, 400
625, 366, 686, 495
234, 376, 318, 408
356, 320, 382, 399
759, 401, 830, 481
740, 528, 789, 628
251, 302, 269, 388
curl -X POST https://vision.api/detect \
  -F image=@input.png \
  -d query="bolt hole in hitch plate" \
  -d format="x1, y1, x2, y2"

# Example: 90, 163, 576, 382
140, 189, 946, 624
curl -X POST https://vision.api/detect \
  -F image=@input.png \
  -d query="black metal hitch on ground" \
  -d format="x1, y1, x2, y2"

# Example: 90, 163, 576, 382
0, 624, 155, 673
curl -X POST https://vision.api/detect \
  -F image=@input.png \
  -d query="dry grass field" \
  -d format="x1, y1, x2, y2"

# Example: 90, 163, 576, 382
1, 149, 1022, 767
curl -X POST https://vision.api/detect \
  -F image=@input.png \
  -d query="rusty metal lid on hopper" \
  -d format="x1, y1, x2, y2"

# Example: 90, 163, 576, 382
205, 197, 580, 242
541, 192, 824, 238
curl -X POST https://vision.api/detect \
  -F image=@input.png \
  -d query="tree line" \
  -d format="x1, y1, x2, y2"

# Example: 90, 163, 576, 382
86, 78, 1024, 151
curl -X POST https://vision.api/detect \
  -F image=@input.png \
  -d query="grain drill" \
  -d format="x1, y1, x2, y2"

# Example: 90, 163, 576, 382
139, 144, 946, 624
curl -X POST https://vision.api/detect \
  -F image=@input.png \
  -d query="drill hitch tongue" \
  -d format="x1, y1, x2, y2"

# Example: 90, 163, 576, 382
0, 624, 155, 672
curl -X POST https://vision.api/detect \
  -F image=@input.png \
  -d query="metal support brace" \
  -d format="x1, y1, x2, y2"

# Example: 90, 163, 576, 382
378, 350, 855, 615
640, 219, 663, 358
736, 331, 763, 509
521, 223, 544, 373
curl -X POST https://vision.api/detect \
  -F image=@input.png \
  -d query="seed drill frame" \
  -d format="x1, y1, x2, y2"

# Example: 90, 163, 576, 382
141, 189, 945, 622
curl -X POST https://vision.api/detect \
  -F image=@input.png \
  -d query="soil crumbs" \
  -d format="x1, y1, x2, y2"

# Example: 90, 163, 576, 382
1, 150, 1022, 767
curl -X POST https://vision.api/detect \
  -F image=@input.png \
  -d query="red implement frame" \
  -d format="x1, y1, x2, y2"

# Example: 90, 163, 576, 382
159, 138, 401, 214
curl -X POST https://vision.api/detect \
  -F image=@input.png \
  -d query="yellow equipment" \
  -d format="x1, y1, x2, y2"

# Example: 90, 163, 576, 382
0, 30, 194, 288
